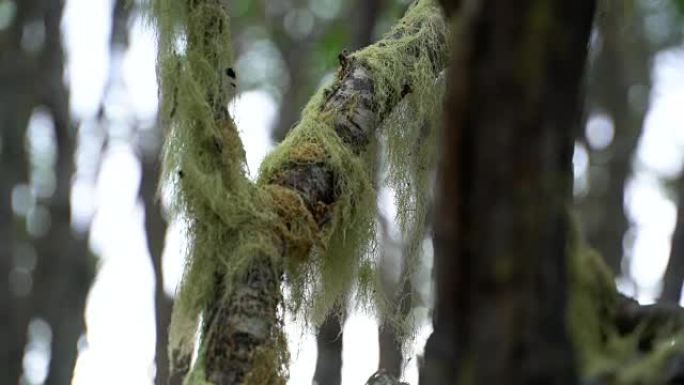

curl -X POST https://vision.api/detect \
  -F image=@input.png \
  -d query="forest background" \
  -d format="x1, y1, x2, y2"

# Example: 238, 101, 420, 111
2, 0, 684, 384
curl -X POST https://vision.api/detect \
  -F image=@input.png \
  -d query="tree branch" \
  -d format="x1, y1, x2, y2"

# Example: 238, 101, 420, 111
153, 0, 448, 383
200, 2, 448, 382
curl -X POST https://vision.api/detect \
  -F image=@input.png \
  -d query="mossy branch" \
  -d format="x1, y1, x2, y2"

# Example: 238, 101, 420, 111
149, 0, 448, 383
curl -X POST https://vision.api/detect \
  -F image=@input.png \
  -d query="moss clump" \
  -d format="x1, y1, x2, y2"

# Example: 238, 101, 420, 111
365, 0, 447, 341
568, 223, 684, 384
256, 0, 447, 331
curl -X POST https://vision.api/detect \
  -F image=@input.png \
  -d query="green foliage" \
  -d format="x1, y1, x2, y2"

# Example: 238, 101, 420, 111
674, 0, 684, 15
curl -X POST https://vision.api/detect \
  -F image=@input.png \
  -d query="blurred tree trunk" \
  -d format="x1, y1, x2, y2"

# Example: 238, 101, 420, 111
660, 178, 684, 304
0, 86, 31, 385
377, 277, 410, 378
313, 308, 344, 385
579, 0, 652, 275
422, 0, 595, 384
352, 0, 383, 50
108, 0, 175, 383
140, 144, 174, 385
270, 0, 384, 143
37, 109, 93, 385
0, 0, 94, 384
270, 29, 316, 142
376, 216, 414, 379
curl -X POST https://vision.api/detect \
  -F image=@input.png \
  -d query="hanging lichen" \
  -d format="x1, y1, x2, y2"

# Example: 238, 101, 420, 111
145, 0, 684, 383
568, 221, 684, 384
145, 0, 449, 383
257, 0, 448, 330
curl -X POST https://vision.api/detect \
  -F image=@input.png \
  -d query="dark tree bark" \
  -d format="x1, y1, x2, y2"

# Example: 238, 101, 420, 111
376, 217, 414, 379
140, 151, 175, 385
423, 0, 595, 384
660, 178, 684, 304
352, 0, 383, 50
36, 118, 93, 385
377, 277, 410, 378
579, 0, 653, 275
313, 310, 344, 385
0, 91, 31, 385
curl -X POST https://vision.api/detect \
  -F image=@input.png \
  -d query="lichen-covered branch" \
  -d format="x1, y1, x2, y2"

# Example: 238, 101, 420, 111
149, 0, 448, 384
568, 238, 684, 384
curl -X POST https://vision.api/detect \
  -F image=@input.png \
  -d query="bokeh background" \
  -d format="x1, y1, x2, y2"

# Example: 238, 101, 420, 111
2, 0, 684, 384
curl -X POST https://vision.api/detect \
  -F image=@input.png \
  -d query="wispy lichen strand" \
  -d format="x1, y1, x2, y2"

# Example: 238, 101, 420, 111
147, 0, 449, 383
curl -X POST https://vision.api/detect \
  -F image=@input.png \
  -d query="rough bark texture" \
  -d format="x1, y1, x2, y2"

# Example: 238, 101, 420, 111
579, 0, 652, 275
423, 0, 595, 384
140, 146, 175, 385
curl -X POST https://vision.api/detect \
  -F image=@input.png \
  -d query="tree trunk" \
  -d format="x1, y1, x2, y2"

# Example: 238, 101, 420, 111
0, 94, 31, 385
313, 310, 344, 385
1, 0, 94, 384
660, 178, 684, 304
313, 1, 386, 383
579, 0, 652, 276
423, 0, 595, 384
141, 155, 175, 385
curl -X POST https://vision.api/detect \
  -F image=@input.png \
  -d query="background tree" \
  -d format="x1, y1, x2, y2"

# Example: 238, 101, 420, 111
578, 0, 653, 276
422, 0, 595, 383
0, 1, 94, 384
4, 0, 684, 384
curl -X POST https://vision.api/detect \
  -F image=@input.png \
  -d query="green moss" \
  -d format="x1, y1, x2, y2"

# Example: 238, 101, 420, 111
146, 0, 447, 382
356, 0, 447, 339
568, 221, 684, 384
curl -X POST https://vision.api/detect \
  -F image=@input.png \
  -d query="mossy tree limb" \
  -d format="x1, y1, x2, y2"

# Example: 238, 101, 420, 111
149, 0, 448, 383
